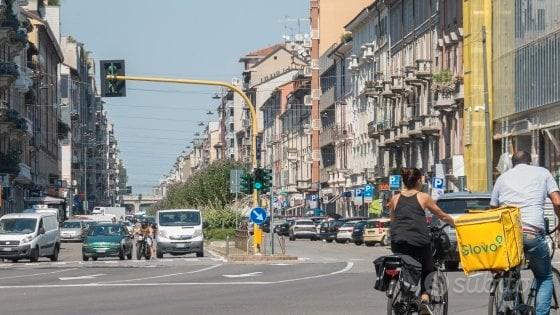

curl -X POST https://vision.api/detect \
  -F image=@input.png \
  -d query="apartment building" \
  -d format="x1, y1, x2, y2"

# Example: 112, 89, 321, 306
493, 1, 560, 179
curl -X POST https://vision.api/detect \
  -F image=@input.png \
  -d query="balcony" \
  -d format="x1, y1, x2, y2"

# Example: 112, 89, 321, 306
363, 80, 377, 98
367, 121, 382, 139
385, 130, 396, 146
409, 120, 424, 138
333, 124, 353, 141
421, 116, 441, 135
381, 81, 396, 97
416, 59, 432, 78
287, 148, 298, 161
286, 183, 298, 193
0, 61, 18, 88
404, 66, 422, 84
433, 91, 456, 111
377, 134, 387, 149
391, 76, 404, 93
297, 179, 311, 191
395, 126, 410, 144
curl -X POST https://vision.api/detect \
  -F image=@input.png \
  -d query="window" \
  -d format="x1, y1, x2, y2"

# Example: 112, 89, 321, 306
60, 74, 68, 98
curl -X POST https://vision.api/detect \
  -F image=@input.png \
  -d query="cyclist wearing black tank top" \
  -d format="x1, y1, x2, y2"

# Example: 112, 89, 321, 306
387, 168, 454, 315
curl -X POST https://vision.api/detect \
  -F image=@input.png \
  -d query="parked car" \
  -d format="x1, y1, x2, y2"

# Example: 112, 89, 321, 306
318, 220, 345, 243
274, 222, 290, 237
336, 221, 358, 243
82, 223, 133, 261
289, 220, 318, 241
351, 220, 368, 245
0, 212, 60, 263
363, 218, 390, 246
60, 220, 86, 242
433, 192, 491, 270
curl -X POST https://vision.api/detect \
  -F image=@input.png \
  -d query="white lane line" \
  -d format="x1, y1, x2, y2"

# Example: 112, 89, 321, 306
95, 263, 223, 284
223, 272, 262, 278
207, 249, 227, 262
0, 268, 78, 280
0, 261, 354, 289
59, 274, 106, 281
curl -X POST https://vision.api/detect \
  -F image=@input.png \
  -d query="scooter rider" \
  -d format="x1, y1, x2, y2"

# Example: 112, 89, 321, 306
137, 219, 153, 257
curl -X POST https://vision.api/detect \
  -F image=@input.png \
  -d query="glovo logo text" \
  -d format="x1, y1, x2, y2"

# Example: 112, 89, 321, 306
461, 235, 504, 256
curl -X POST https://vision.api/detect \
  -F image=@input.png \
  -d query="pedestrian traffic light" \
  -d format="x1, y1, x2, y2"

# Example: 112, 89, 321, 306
100, 60, 126, 97
261, 168, 272, 193
240, 171, 254, 194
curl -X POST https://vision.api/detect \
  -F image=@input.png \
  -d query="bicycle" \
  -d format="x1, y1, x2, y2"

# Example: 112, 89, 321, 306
488, 223, 560, 315
380, 224, 450, 315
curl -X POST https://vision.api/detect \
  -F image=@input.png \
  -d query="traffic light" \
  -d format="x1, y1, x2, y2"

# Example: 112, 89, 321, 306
100, 60, 126, 97
240, 171, 254, 194
261, 168, 272, 193
253, 168, 264, 191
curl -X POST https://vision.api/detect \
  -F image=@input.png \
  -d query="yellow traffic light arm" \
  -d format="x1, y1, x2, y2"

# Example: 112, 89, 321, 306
106, 75, 258, 170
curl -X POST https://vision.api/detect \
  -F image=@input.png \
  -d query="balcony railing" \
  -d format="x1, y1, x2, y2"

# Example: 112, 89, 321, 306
363, 80, 377, 98
433, 91, 456, 110
367, 121, 382, 139
416, 59, 432, 78
391, 76, 404, 92
421, 116, 441, 135
0, 61, 18, 87
333, 124, 353, 140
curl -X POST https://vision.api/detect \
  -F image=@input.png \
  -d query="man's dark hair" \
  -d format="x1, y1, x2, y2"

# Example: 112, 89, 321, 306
512, 150, 532, 166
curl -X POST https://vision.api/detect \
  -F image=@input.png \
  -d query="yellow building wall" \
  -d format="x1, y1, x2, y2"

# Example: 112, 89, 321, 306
492, 1, 516, 119
319, 0, 371, 54
463, 0, 493, 192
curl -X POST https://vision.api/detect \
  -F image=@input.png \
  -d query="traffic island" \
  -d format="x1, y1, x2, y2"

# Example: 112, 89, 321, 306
227, 254, 298, 262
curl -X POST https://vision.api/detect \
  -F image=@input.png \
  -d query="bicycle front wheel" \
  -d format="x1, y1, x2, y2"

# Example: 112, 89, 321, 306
550, 267, 560, 314
429, 270, 448, 315
488, 275, 523, 315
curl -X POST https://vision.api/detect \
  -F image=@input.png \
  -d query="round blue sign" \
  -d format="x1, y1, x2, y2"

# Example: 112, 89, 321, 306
250, 207, 267, 224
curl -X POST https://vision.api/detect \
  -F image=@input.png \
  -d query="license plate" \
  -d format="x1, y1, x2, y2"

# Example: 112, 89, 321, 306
97, 249, 106, 253
2, 247, 12, 252
176, 243, 186, 248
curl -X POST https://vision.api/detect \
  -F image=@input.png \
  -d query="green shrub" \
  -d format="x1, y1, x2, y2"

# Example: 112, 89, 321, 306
204, 228, 235, 241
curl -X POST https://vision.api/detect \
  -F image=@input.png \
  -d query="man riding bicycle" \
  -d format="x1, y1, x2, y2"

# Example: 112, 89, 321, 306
136, 219, 153, 257
491, 150, 560, 315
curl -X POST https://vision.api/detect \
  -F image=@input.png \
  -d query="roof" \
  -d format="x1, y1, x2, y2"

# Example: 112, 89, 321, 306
244, 43, 283, 57
437, 192, 491, 200
1, 212, 53, 219
345, 1, 377, 31
22, 10, 64, 63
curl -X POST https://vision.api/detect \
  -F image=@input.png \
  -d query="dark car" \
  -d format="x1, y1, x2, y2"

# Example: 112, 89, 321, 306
274, 222, 290, 236
82, 223, 134, 261
351, 221, 368, 245
318, 220, 345, 243
433, 192, 491, 270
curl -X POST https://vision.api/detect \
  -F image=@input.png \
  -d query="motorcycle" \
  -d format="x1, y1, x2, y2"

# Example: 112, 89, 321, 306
136, 234, 152, 260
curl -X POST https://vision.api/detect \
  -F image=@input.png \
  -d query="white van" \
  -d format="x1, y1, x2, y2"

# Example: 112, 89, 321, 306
23, 204, 60, 222
0, 212, 60, 262
155, 209, 203, 258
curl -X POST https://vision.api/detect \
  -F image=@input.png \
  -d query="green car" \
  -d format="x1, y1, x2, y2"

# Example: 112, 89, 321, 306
82, 223, 133, 261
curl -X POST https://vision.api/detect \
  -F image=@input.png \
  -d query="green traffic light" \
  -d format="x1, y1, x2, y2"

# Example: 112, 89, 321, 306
254, 182, 263, 190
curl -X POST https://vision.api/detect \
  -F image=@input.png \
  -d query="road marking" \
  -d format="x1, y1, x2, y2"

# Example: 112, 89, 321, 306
95, 264, 223, 284
0, 262, 354, 289
59, 274, 107, 281
223, 272, 262, 278
0, 268, 78, 280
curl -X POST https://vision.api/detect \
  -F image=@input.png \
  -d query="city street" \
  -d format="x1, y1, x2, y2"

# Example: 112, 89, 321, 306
0, 240, 503, 315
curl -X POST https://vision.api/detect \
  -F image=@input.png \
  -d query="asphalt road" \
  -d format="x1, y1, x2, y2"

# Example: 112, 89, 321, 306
0, 239, 548, 314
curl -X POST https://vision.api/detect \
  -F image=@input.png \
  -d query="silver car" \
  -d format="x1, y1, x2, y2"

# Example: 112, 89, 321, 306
289, 220, 318, 241
433, 192, 491, 270
60, 220, 85, 242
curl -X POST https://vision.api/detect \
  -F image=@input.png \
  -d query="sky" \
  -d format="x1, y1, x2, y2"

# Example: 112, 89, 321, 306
60, 0, 309, 194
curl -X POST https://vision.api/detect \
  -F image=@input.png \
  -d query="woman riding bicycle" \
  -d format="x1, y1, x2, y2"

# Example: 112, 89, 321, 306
388, 168, 454, 315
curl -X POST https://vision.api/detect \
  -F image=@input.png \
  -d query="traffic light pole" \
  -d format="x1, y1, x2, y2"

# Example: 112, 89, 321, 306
106, 74, 263, 252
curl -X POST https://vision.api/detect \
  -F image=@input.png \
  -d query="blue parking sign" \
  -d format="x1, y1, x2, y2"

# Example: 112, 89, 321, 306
389, 175, 401, 190
432, 177, 445, 189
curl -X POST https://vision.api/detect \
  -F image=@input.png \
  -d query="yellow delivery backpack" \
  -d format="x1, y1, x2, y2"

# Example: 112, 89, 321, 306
455, 207, 523, 274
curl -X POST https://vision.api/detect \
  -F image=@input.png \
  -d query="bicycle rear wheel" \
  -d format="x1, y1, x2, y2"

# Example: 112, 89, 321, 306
488, 275, 523, 315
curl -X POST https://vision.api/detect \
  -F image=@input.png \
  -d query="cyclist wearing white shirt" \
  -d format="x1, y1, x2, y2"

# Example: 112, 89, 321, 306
491, 150, 560, 315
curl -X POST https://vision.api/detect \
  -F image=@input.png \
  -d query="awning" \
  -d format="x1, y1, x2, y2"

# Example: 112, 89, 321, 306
25, 196, 65, 205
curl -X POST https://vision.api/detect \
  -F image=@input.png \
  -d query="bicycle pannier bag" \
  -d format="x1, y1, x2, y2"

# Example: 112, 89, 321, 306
373, 254, 422, 293
455, 207, 523, 274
